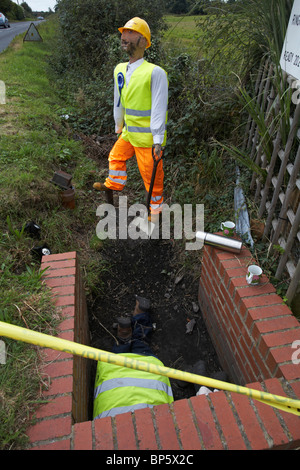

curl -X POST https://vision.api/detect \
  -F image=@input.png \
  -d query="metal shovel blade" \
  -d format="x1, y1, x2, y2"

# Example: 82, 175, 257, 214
129, 214, 156, 237
128, 146, 163, 238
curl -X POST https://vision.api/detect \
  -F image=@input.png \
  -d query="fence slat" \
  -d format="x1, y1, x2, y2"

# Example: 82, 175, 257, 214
271, 146, 300, 252
286, 259, 300, 307
276, 202, 300, 280
258, 131, 282, 218
263, 102, 300, 239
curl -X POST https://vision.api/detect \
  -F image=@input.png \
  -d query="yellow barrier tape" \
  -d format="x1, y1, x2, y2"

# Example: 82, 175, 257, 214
0, 321, 299, 416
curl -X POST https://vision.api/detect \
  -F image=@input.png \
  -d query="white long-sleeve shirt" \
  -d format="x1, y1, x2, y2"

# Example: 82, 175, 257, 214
113, 58, 168, 145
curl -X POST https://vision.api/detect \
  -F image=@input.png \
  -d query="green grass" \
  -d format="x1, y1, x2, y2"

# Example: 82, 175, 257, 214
0, 18, 104, 449
164, 15, 203, 40
162, 13, 251, 82
0, 223, 62, 449
0, 20, 98, 227
163, 15, 207, 56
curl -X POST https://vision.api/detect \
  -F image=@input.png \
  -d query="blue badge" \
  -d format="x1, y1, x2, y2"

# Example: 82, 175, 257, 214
117, 72, 125, 107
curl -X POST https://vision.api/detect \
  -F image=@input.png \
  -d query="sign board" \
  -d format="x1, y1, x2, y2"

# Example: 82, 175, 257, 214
280, 0, 300, 79
0, 81, 5, 105
0, 340, 6, 365
23, 23, 43, 42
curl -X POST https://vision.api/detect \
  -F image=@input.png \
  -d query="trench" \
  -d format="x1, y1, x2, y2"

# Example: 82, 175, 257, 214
77, 134, 225, 418
86, 235, 223, 420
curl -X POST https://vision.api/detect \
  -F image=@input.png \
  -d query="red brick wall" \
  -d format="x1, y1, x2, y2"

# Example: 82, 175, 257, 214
198, 240, 300, 390
26, 250, 300, 450
26, 252, 91, 449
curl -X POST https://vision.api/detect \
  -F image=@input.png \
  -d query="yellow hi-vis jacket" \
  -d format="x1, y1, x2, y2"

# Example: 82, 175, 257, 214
114, 60, 167, 147
93, 353, 174, 419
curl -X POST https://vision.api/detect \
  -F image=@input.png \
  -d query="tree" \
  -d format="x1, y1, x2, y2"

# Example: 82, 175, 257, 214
12, 3, 25, 19
21, 2, 33, 16
1, 0, 25, 19
0, 0, 13, 16
166, 0, 189, 14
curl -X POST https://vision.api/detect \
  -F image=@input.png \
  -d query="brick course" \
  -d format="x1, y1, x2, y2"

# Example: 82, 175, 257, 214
26, 249, 300, 450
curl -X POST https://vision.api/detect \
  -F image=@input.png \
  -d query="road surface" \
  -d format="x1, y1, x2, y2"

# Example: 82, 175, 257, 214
0, 21, 44, 53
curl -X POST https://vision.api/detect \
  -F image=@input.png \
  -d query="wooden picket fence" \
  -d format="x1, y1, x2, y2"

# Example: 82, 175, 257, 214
243, 58, 300, 307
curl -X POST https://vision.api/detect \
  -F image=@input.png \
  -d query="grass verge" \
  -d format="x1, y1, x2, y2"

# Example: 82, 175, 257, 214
0, 18, 106, 449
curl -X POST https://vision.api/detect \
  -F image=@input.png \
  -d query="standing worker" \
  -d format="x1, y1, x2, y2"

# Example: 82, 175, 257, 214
93, 296, 174, 419
93, 17, 168, 224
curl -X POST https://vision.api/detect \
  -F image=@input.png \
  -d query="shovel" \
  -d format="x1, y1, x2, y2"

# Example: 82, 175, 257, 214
129, 146, 163, 237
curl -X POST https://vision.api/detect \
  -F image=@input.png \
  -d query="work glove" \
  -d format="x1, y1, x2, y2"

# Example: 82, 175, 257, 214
154, 144, 162, 159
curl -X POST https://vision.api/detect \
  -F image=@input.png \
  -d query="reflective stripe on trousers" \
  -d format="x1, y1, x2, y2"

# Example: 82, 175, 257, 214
109, 169, 127, 177
105, 137, 164, 213
150, 194, 163, 212
108, 169, 127, 186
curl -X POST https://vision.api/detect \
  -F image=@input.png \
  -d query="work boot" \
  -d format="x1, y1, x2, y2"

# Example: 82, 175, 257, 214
135, 295, 151, 314
93, 182, 114, 205
116, 316, 132, 342
93, 182, 108, 191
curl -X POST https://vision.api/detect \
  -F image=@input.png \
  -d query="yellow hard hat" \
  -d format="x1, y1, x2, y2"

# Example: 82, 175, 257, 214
118, 17, 151, 49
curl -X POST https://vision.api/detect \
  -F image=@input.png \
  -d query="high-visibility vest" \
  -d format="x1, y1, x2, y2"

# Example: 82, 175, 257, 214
114, 60, 167, 147
93, 353, 174, 419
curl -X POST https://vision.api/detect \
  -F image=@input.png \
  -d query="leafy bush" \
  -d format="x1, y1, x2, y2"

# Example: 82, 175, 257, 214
52, 0, 166, 73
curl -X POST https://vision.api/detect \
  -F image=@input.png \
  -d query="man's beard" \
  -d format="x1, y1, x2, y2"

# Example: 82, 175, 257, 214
121, 41, 137, 56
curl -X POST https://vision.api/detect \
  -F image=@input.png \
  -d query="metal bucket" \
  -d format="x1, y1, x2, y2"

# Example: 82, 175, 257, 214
196, 231, 242, 254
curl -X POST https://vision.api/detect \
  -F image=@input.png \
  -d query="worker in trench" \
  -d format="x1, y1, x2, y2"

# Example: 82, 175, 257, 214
93, 295, 229, 419
93, 296, 174, 419
93, 17, 168, 225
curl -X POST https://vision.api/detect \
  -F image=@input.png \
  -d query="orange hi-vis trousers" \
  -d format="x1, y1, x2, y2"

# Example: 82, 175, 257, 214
105, 136, 164, 214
